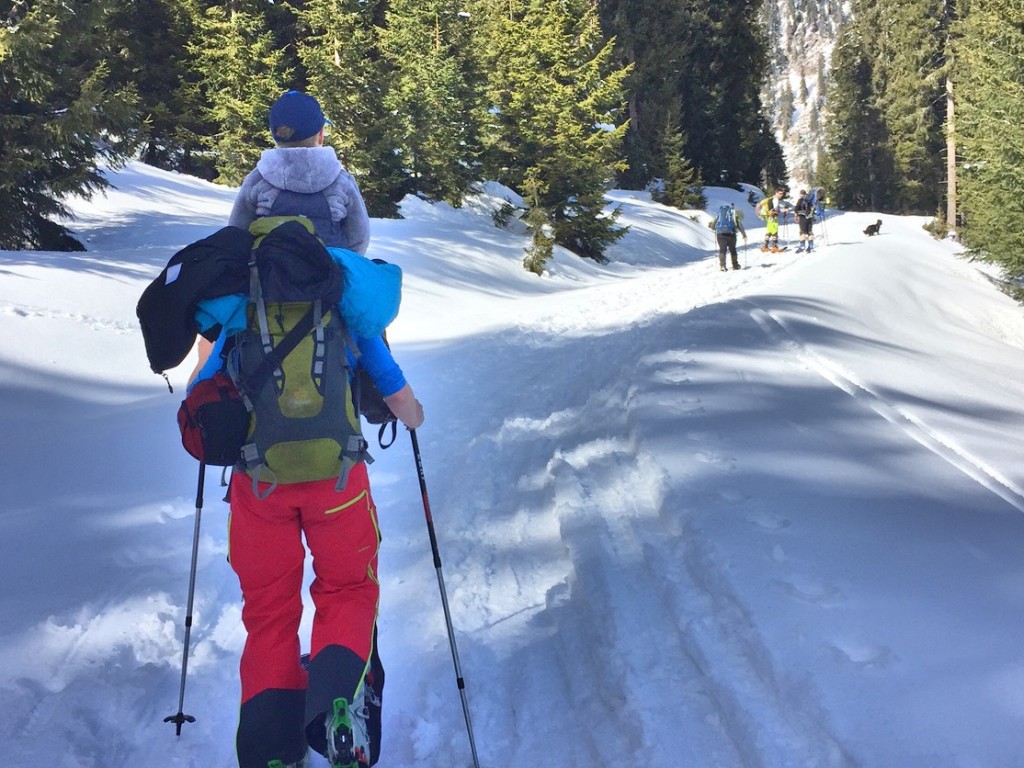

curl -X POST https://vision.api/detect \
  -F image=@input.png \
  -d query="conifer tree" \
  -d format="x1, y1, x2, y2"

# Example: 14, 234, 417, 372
185, 0, 289, 186
954, 0, 1024, 277
816, 53, 828, 107
105, 0, 210, 176
822, 16, 897, 210
598, 0, 694, 188
823, 0, 949, 214
779, 82, 795, 139
382, 0, 483, 206
756, 122, 789, 192
0, 0, 138, 249
652, 122, 706, 210
521, 175, 555, 275
675, 1, 778, 186
869, 0, 948, 213
476, 0, 631, 263
602, 0, 784, 188
298, 0, 406, 218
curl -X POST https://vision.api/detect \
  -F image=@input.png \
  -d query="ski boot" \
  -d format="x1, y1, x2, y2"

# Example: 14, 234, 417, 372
807, 242, 814, 252
796, 243, 805, 253
760, 243, 770, 253
326, 695, 370, 768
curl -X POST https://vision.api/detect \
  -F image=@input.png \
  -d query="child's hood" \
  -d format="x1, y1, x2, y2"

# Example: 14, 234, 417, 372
255, 146, 342, 194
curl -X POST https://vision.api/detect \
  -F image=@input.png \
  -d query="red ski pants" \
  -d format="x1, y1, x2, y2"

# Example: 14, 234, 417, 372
228, 463, 380, 706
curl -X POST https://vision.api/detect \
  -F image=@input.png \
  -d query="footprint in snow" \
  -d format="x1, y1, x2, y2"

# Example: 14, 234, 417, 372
775, 577, 846, 607
830, 640, 892, 669
717, 488, 748, 503
652, 367, 691, 385
694, 450, 730, 465
747, 511, 791, 531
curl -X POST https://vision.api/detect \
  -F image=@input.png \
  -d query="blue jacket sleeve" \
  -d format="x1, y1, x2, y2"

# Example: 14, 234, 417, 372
354, 334, 407, 397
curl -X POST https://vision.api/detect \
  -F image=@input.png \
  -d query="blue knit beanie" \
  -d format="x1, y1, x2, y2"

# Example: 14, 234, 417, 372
269, 91, 325, 143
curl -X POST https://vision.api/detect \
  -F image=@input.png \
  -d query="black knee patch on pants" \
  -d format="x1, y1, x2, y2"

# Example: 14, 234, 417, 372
237, 688, 306, 768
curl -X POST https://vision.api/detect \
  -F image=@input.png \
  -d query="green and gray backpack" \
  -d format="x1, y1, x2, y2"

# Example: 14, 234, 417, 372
228, 217, 371, 497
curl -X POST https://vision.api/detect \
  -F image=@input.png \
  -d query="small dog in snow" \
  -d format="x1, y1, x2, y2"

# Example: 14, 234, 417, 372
863, 219, 882, 236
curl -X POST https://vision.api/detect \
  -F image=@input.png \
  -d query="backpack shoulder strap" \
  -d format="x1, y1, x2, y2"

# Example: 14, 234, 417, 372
243, 303, 318, 393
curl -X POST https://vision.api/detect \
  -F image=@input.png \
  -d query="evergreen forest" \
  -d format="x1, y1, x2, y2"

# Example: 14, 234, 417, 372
2, 0, 1023, 280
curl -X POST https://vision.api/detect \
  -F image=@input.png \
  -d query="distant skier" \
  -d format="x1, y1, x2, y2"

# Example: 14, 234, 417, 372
756, 188, 788, 252
793, 189, 815, 253
710, 203, 747, 271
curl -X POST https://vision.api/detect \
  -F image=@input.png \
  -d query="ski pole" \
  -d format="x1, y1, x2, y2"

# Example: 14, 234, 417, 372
409, 429, 481, 768
165, 462, 206, 736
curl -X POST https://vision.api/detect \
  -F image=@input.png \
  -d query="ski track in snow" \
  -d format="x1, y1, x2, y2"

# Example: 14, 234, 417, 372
443, 258, 860, 767
450, 227, 1024, 767
747, 305, 1024, 515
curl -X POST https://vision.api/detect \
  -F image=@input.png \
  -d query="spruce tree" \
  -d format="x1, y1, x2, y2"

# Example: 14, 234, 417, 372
0, 0, 137, 250
779, 82, 794, 139
105, 0, 211, 177
756, 121, 789, 192
652, 122, 705, 210
675, 1, 779, 186
954, 0, 1024, 277
598, 0, 695, 188
476, 0, 630, 264
185, 0, 289, 187
822, 14, 897, 211
298, 0, 406, 218
522, 175, 555, 275
870, 0, 948, 213
382, 0, 483, 206
823, 0, 949, 214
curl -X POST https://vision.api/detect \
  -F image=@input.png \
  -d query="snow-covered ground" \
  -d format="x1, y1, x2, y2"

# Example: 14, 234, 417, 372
2, 162, 1024, 767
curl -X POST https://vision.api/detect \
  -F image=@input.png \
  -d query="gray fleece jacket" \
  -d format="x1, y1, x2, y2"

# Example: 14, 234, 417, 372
228, 146, 370, 255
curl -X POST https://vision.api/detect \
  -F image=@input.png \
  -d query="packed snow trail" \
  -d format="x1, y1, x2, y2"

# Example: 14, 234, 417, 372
390, 209, 1024, 767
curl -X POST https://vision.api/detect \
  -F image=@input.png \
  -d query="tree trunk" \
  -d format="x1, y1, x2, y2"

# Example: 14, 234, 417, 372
946, 73, 957, 237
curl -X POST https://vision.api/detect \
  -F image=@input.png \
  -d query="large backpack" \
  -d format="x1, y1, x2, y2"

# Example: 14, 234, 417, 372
228, 216, 371, 496
811, 187, 826, 217
714, 204, 736, 234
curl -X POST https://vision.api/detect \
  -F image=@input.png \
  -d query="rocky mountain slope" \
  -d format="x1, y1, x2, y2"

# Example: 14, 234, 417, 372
761, 0, 850, 189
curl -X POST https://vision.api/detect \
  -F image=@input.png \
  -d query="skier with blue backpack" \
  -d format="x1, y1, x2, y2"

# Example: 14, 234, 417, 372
711, 203, 747, 271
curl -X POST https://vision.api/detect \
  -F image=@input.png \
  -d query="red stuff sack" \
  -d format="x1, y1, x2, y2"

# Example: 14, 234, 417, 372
176, 372, 249, 466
